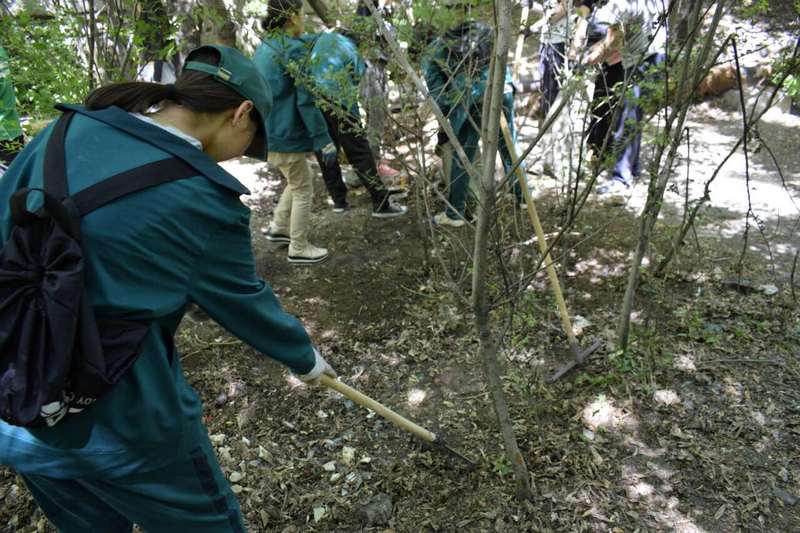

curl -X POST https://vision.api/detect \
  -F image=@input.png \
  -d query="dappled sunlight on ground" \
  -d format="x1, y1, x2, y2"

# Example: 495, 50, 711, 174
567, 248, 631, 283
515, 91, 800, 277
578, 393, 711, 531
654, 389, 680, 406
582, 394, 638, 432
406, 388, 427, 409
675, 353, 697, 372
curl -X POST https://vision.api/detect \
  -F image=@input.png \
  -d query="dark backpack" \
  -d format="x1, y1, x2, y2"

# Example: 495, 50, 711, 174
0, 110, 198, 427
442, 21, 494, 79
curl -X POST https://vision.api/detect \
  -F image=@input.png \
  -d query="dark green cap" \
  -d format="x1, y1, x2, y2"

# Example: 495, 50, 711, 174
184, 45, 272, 160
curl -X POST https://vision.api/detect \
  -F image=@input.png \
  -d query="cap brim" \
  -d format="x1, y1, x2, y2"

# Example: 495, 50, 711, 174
245, 124, 268, 160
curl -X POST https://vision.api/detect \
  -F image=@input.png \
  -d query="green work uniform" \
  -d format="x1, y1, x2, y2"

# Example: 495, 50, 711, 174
422, 29, 520, 219
305, 31, 366, 117
0, 105, 317, 530
253, 33, 332, 153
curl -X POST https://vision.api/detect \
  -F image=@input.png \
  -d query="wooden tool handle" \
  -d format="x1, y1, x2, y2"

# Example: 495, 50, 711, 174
499, 115, 577, 346
320, 375, 437, 443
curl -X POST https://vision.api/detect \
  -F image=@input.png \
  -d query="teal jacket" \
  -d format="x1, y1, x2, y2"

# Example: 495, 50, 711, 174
421, 36, 514, 133
254, 33, 332, 153
306, 31, 365, 117
0, 105, 317, 478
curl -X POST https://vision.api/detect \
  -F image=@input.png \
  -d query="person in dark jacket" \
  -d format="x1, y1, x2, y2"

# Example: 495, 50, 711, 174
306, 30, 407, 217
0, 44, 337, 532
254, 0, 335, 264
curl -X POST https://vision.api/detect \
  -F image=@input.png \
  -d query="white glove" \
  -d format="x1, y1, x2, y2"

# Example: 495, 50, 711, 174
296, 348, 337, 385
320, 142, 337, 156
320, 142, 338, 165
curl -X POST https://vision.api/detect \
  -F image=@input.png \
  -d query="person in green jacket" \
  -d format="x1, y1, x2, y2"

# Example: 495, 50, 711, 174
422, 17, 521, 227
0, 44, 336, 532
254, 0, 334, 265
0, 45, 24, 167
306, 29, 407, 217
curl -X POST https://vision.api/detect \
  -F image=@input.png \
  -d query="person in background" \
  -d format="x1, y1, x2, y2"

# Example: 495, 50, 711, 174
0, 45, 24, 168
422, 11, 521, 227
585, 0, 667, 194
0, 44, 337, 532
792, 37, 800, 117
306, 29, 407, 217
354, 0, 402, 179
254, 0, 335, 264
538, 0, 597, 117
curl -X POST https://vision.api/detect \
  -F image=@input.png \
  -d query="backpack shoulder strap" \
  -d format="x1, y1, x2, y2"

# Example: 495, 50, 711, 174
43, 111, 76, 200
68, 157, 200, 217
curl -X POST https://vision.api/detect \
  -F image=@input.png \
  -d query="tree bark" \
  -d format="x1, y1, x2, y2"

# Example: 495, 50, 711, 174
472, 0, 534, 501
138, 0, 173, 62
201, 0, 237, 46
616, 0, 727, 350
307, 0, 332, 27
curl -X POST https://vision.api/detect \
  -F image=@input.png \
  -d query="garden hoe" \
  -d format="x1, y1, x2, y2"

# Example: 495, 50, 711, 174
320, 375, 475, 468
499, 115, 601, 382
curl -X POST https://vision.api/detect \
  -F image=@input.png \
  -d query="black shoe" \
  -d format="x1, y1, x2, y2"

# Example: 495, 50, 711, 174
372, 202, 408, 218
263, 228, 290, 244
332, 202, 350, 213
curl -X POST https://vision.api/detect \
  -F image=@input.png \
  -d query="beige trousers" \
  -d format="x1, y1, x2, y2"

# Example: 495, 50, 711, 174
268, 152, 314, 251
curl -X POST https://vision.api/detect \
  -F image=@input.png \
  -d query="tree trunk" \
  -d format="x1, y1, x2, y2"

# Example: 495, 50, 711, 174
139, 0, 173, 62
307, 0, 332, 27
201, 0, 237, 46
87, 0, 96, 89
471, 0, 533, 501
617, 0, 727, 349
169, 0, 203, 67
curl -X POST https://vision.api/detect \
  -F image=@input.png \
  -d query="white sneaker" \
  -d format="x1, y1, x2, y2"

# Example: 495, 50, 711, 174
262, 226, 290, 245
432, 211, 465, 228
596, 178, 631, 195
288, 244, 330, 265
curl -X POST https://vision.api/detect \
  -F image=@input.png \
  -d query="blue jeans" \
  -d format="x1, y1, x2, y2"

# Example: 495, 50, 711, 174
20, 426, 244, 533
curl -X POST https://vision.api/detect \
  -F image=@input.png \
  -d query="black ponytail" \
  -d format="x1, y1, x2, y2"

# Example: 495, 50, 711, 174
84, 49, 246, 115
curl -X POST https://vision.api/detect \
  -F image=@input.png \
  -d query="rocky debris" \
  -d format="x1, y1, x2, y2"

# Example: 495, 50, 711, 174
357, 493, 393, 526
